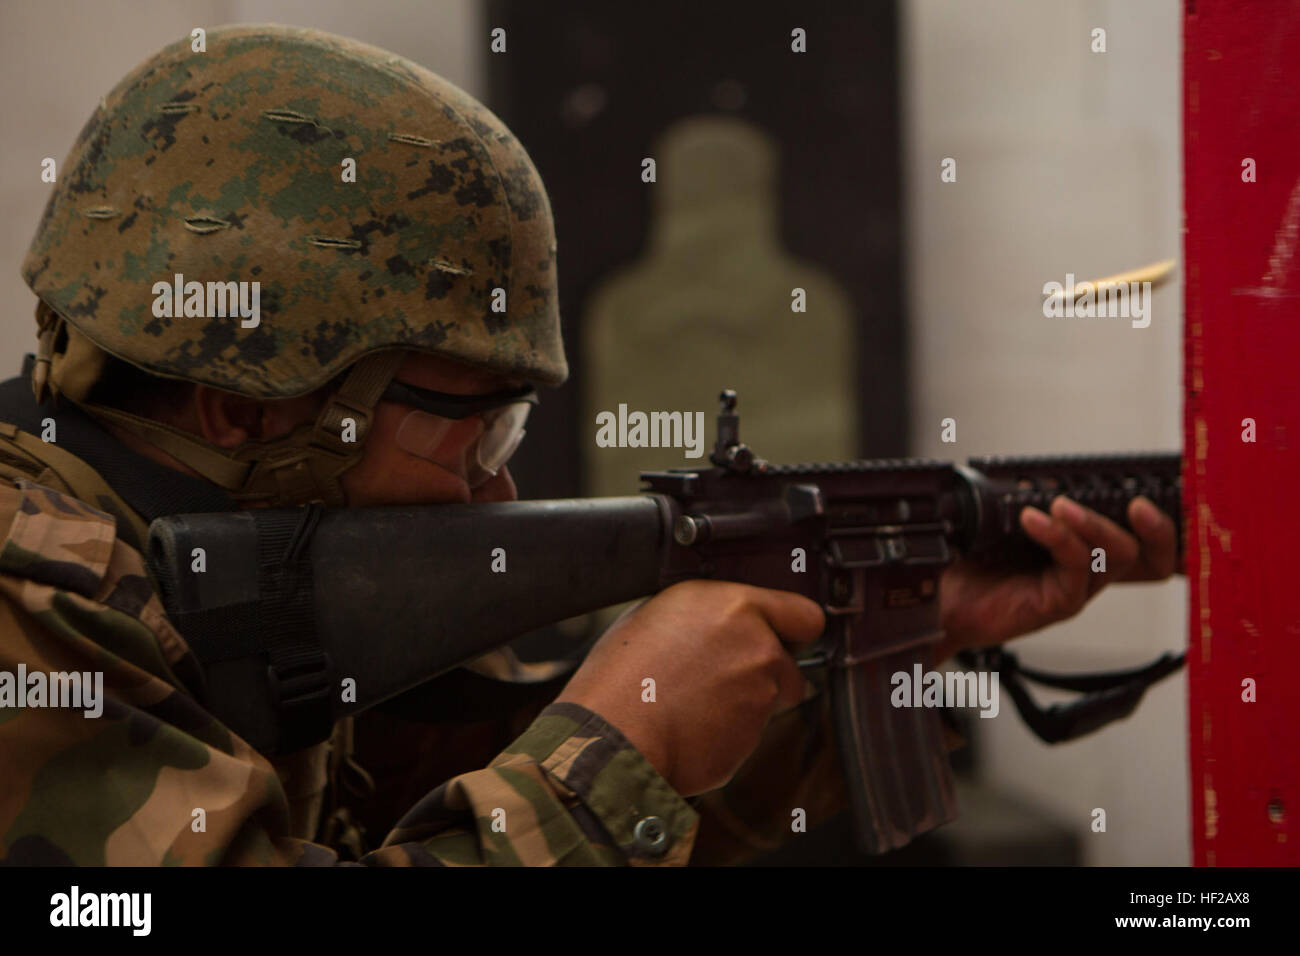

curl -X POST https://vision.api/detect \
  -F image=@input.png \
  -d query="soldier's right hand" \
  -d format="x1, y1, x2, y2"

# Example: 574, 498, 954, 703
553, 580, 825, 797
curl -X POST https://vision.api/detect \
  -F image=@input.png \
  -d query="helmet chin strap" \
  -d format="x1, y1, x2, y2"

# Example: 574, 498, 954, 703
77, 351, 407, 508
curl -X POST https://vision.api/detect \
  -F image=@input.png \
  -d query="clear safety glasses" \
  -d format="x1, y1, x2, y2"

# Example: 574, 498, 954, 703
385, 381, 538, 488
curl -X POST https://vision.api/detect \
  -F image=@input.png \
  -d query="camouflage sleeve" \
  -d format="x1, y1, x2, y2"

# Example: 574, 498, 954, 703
0, 479, 697, 866
368, 702, 697, 866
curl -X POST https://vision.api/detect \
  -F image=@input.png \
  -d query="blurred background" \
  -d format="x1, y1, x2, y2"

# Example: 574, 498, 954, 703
0, 0, 1187, 864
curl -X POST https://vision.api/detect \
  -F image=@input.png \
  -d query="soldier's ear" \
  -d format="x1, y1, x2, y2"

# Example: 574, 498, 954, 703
193, 385, 263, 448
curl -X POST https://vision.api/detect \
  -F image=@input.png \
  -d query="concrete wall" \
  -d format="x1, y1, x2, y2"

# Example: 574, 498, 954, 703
903, 0, 1187, 864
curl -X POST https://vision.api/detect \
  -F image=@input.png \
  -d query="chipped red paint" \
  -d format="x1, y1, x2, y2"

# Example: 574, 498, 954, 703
1184, 0, 1300, 866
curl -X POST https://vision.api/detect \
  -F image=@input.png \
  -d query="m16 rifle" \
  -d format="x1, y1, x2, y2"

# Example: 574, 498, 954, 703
147, 389, 1184, 853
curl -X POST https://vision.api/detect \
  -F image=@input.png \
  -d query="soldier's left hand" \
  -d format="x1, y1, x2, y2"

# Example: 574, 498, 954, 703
935, 495, 1179, 660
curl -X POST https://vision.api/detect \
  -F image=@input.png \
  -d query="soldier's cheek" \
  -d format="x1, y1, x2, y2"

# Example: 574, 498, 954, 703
341, 447, 474, 507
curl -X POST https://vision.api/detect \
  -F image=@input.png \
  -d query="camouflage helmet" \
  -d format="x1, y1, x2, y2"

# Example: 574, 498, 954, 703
22, 24, 565, 505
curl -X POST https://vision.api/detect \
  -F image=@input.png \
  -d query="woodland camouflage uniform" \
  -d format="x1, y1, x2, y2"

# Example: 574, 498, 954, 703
0, 24, 845, 866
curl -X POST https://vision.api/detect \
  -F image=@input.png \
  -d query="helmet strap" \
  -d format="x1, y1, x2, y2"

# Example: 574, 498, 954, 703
31, 301, 61, 405
77, 351, 406, 507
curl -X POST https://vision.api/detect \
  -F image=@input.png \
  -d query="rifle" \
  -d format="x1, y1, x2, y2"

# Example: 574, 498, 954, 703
146, 389, 1184, 853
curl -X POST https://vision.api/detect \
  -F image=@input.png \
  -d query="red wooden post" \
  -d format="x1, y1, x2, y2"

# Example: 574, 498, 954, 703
1184, 0, 1300, 866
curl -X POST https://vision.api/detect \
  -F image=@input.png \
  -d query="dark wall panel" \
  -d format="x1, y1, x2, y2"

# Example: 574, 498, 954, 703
487, 0, 906, 499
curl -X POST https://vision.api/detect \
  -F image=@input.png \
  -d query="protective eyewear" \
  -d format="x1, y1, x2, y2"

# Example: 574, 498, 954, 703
384, 380, 538, 488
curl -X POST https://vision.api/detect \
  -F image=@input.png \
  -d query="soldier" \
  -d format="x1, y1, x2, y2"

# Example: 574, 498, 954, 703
0, 25, 1177, 865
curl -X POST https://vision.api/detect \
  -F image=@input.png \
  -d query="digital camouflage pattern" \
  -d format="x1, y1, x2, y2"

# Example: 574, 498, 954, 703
0, 477, 703, 865
23, 24, 566, 399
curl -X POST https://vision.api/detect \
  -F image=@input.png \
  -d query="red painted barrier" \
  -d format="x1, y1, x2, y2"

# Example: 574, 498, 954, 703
1184, 0, 1300, 866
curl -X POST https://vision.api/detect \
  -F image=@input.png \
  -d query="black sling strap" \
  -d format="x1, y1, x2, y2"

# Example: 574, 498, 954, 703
957, 647, 1186, 744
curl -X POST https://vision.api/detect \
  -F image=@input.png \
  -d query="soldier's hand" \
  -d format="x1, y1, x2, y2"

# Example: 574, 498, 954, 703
935, 494, 1180, 660
554, 580, 825, 797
